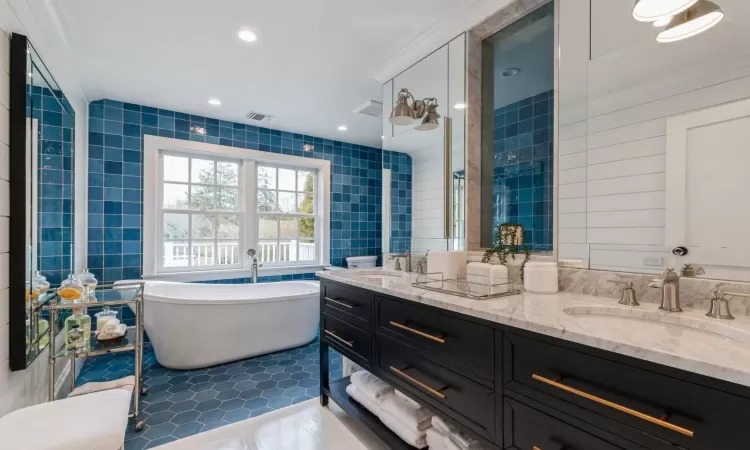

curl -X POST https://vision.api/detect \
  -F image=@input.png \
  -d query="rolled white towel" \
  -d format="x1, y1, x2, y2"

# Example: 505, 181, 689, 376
426, 427, 448, 450
432, 416, 455, 435
346, 384, 382, 416
445, 439, 461, 450
381, 392, 434, 432
449, 430, 485, 450
395, 389, 421, 409
380, 409, 428, 449
350, 370, 394, 402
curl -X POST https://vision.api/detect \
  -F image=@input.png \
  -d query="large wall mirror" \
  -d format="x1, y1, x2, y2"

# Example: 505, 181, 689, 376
381, 33, 466, 257
557, 0, 750, 282
10, 34, 76, 370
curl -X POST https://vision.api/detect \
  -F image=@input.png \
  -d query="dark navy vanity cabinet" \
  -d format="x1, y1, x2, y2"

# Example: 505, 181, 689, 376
319, 279, 750, 450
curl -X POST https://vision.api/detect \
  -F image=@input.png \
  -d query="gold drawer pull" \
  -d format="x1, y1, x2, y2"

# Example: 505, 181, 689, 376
532, 374, 694, 438
324, 330, 354, 348
389, 321, 445, 343
533, 447, 542, 450
325, 297, 354, 309
390, 366, 446, 399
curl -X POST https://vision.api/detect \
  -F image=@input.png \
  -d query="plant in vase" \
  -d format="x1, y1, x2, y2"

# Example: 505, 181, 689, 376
482, 223, 531, 281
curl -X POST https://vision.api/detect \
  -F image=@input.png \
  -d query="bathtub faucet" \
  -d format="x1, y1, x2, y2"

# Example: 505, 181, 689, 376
247, 249, 263, 283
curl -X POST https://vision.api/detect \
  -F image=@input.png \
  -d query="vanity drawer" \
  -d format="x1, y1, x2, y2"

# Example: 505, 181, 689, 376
377, 334, 496, 442
322, 281, 373, 328
322, 314, 371, 366
504, 396, 634, 450
377, 296, 495, 380
504, 333, 750, 449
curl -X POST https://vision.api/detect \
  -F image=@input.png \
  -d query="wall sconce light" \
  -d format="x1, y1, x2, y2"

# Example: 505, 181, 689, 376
632, 0, 723, 43
389, 88, 440, 130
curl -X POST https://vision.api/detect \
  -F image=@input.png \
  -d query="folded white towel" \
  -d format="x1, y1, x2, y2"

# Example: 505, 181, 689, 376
426, 427, 448, 450
449, 430, 485, 450
346, 383, 382, 416
445, 438, 461, 450
350, 370, 394, 402
395, 389, 421, 409
432, 416, 455, 435
382, 393, 434, 432
380, 409, 428, 449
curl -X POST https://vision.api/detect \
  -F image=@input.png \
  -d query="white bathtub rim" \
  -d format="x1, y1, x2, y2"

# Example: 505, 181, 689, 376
143, 280, 320, 305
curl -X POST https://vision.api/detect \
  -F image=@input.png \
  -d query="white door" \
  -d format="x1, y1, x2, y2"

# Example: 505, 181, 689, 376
665, 98, 750, 279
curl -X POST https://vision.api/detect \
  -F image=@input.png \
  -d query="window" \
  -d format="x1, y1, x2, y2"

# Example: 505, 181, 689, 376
160, 154, 242, 270
144, 136, 330, 280
257, 165, 317, 265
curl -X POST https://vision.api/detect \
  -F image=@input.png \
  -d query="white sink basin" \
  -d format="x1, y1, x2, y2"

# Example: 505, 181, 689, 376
563, 305, 750, 344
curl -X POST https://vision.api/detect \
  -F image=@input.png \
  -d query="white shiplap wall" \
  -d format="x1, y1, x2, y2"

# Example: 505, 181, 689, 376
558, 0, 750, 274
412, 147, 446, 254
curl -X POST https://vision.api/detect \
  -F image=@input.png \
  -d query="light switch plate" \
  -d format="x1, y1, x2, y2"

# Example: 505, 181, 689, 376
643, 256, 664, 267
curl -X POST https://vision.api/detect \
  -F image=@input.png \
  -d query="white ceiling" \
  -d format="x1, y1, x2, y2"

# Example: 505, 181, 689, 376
43, 0, 494, 148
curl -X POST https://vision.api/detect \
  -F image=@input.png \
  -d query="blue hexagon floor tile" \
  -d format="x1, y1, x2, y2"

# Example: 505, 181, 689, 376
77, 335, 342, 450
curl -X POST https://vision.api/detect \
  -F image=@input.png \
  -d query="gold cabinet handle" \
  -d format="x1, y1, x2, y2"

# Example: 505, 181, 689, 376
323, 330, 354, 348
532, 374, 694, 438
533, 447, 542, 450
390, 366, 446, 399
325, 297, 354, 309
389, 321, 445, 343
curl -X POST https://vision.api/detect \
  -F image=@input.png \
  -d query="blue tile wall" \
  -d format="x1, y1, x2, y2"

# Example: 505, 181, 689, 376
382, 150, 412, 254
492, 89, 554, 251
30, 86, 75, 286
88, 99, 386, 283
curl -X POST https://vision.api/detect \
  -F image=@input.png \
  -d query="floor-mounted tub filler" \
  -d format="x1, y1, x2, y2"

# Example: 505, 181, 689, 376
136, 281, 320, 369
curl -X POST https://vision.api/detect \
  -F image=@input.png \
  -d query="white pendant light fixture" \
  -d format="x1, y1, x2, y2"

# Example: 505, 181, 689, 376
656, 1, 723, 43
632, 0, 699, 22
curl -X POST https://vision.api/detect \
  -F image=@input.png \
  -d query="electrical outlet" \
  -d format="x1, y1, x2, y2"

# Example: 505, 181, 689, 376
643, 256, 664, 267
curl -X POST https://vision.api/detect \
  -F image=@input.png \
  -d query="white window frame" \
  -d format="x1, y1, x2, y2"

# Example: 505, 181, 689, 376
143, 135, 330, 281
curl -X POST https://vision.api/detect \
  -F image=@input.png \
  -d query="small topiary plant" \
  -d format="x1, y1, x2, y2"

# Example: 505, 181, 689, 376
481, 223, 531, 281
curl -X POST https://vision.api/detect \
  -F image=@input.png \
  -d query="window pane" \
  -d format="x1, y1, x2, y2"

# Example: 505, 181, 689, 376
163, 241, 189, 267
258, 166, 276, 189
278, 168, 296, 191
217, 241, 240, 265
217, 161, 239, 186
258, 241, 278, 263
299, 217, 315, 239
278, 192, 296, 213
192, 214, 215, 239
297, 193, 314, 214
258, 190, 277, 212
258, 216, 278, 239
163, 213, 189, 240
163, 155, 188, 182
299, 240, 316, 261
298, 171, 314, 193
279, 240, 296, 262
217, 215, 240, 239
279, 217, 297, 239
191, 185, 217, 210
163, 183, 189, 209
191, 241, 215, 266
191, 158, 215, 184
218, 188, 239, 211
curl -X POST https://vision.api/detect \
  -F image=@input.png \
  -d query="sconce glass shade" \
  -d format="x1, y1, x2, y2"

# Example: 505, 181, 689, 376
656, 1, 723, 43
415, 105, 440, 131
632, 0, 699, 22
389, 91, 416, 125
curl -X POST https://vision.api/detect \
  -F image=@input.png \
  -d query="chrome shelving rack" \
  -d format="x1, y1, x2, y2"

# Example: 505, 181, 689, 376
42, 281, 146, 431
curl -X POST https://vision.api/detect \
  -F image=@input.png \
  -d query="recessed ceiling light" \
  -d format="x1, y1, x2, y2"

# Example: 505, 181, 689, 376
454, 103, 467, 110
502, 68, 520, 77
337, 125, 347, 131
208, 98, 221, 106
238, 29, 257, 42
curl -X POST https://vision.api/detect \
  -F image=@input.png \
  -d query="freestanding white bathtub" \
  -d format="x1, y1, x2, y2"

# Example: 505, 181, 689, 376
141, 281, 320, 369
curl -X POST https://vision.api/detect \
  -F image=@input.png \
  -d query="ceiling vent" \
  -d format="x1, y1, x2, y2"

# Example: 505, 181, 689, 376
353, 100, 383, 117
245, 111, 274, 122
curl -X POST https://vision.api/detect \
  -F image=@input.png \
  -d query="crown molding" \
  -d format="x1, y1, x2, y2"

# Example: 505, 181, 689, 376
373, 0, 514, 84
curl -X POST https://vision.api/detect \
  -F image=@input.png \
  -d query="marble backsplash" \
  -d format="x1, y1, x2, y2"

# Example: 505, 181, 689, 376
559, 268, 750, 316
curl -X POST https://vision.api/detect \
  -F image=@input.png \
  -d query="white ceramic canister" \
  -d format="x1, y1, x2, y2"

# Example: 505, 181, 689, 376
523, 261, 559, 294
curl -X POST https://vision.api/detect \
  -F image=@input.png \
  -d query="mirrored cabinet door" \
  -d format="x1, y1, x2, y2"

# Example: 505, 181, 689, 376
10, 33, 75, 370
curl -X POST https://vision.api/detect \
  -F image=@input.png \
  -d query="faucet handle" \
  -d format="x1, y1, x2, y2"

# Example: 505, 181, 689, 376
608, 281, 639, 306
706, 291, 750, 320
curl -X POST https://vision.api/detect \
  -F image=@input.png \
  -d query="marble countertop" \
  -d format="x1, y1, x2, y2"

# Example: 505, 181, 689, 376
317, 268, 750, 388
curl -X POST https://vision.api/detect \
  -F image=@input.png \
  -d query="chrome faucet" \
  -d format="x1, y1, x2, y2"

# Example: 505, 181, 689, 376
649, 267, 681, 312
247, 249, 263, 283
389, 250, 412, 272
